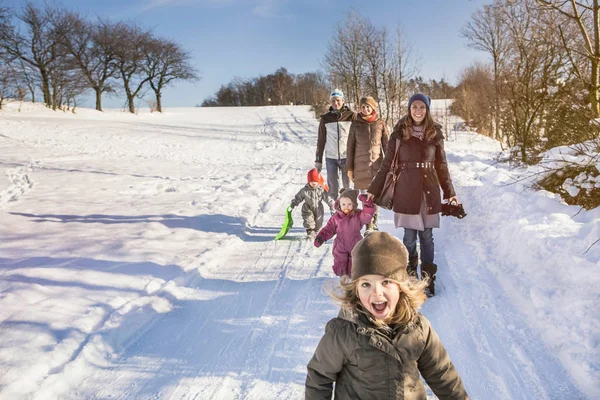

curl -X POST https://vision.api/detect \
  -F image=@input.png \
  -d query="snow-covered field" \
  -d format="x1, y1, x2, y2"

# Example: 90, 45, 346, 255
0, 102, 598, 399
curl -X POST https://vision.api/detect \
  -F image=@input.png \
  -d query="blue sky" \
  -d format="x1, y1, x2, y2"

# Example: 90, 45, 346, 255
5, 0, 491, 108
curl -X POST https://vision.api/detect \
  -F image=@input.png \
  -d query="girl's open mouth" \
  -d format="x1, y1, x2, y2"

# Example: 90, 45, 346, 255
372, 301, 387, 312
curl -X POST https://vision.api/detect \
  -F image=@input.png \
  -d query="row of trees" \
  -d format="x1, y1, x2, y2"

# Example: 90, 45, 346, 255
201, 66, 456, 119
200, 67, 331, 109
452, 0, 600, 162
0, 2, 199, 112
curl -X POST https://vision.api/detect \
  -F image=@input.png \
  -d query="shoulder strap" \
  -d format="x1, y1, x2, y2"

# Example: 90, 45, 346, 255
390, 139, 401, 172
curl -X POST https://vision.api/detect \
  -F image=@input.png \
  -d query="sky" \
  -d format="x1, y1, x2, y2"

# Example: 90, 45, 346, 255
3, 0, 491, 108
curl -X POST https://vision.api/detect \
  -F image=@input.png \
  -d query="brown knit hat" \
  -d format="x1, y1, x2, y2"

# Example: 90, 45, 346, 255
360, 96, 378, 111
351, 232, 409, 281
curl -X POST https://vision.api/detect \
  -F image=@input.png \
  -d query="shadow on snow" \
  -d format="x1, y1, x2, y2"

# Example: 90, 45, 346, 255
9, 212, 300, 243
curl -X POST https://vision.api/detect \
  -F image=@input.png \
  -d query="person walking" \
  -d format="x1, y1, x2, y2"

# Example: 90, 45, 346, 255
346, 96, 389, 234
315, 89, 356, 201
366, 94, 458, 296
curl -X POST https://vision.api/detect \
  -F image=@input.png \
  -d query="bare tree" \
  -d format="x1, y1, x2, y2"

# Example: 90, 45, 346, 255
0, 61, 17, 109
293, 71, 329, 106
323, 10, 367, 106
59, 13, 120, 111
17, 58, 37, 102
513, 0, 600, 117
461, 3, 511, 140
500, 0, 567, 162
361, 21, 384, 104
141, 37, 199, 112
0, 3, 64, 108
112, 22, 152, 113
386, 26, 419, 123
270, 67, 293, 105
451, 62, 495, 135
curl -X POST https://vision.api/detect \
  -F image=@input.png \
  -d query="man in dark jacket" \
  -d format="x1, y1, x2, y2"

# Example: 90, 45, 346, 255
315, 89, 356, 200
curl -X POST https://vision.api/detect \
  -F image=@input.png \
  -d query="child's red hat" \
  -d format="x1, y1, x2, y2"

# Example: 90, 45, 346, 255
307, 168, 328, 191
307, 168, 321, 183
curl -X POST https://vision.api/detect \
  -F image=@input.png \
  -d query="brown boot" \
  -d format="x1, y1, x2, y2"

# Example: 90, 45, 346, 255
421, 262, 438, 297
407, 255, 419, 278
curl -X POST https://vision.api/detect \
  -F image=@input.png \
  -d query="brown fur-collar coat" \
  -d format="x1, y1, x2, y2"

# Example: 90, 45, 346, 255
346, 116, 390, 190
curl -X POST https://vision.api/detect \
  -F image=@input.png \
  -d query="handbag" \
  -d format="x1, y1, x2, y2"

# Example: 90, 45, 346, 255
375, 140, 401, 210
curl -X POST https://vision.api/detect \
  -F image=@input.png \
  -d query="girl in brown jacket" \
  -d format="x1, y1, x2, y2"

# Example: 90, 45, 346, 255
305, 232, 469, 400
346, 96, 390, 234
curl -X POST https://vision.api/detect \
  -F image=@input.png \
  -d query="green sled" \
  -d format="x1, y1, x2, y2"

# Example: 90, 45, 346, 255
274, 206, 294, 240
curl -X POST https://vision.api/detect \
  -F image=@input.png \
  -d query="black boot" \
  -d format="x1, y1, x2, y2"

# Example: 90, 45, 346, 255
407, 255, 419, 278
421, 262, 438, 297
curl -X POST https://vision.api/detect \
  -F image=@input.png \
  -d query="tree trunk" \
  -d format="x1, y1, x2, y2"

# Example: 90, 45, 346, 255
40, 70, 51, 107
94, 87, 103, 111
592, 62, 600, 117
493, 52, 501, 141
124, 84, 135, 113
592, 1, 600, 117
127, 93, 135, 113
155, 90, 162, 113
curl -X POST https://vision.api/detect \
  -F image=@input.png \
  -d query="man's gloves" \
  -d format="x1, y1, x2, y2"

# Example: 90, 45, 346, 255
315, 162, 322, 172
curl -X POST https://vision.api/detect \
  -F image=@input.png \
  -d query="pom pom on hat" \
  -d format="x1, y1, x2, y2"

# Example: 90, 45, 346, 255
408, 93, 431, 111
330, 89, 344, 100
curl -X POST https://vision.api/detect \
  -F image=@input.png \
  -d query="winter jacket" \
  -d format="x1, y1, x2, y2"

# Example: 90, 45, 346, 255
315, 105, 356, 162
291, 184, 334, 230
305, 308, 469, 400
346, 116, 390, 189
368, 118, 456, 215
315, 194, 374, 276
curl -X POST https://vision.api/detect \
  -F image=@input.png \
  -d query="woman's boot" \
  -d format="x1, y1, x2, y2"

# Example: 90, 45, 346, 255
421, 262, 438, 297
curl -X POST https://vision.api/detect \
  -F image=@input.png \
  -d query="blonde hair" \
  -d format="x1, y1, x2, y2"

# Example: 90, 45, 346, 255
401, 108, 437, 142
327, 274, 428, 328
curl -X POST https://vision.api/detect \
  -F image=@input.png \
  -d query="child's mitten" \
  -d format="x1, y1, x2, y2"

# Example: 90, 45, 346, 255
358, 193, 373, 207
314, 237, 324, 247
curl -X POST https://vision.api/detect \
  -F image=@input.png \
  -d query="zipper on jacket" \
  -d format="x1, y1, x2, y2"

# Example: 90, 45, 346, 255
337, 120, 340, 160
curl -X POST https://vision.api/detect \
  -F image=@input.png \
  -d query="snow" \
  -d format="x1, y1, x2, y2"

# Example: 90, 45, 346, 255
0, 101, 598, 399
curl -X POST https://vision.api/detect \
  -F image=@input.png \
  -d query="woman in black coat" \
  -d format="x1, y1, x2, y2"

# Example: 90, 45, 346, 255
366, 93, 458, 296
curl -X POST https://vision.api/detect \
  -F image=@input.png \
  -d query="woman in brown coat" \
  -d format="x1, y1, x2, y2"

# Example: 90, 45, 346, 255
366, 94, 458, 296
346, 96, 390, 233
305, 232, 469, 400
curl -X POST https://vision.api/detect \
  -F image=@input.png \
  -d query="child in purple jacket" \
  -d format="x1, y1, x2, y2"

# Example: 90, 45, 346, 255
314, 189, 375, 277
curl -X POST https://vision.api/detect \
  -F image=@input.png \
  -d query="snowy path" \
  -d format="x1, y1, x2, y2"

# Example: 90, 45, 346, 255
0, 104, 596, 399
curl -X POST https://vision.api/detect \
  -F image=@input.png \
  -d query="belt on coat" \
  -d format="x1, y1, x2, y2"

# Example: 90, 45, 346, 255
399, 161, 434, 169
